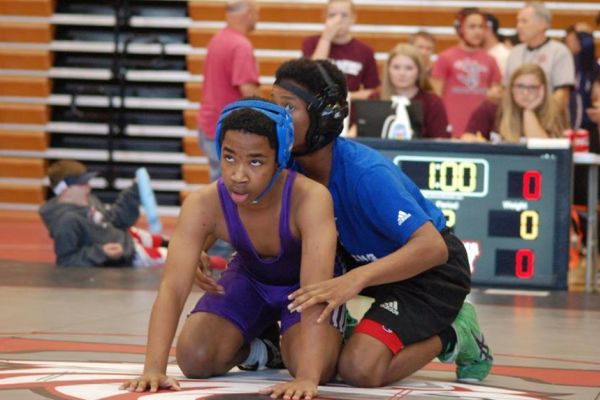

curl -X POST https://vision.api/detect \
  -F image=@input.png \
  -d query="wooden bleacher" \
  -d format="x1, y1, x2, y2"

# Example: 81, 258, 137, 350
189, 1, 600, 26
190, 1, 600, 53
0, 157, 46, 204
0, 49, 52, 69
1, 0, 599, 212
0, 0, 52, 209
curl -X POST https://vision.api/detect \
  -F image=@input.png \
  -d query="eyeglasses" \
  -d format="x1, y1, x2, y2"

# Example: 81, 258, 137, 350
512, 84, 542, 94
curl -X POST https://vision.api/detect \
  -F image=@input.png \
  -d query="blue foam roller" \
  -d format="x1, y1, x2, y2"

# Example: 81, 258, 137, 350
136, 167, 162, 234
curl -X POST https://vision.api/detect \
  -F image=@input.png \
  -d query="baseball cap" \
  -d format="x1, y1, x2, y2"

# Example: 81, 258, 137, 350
47, 160, 98, 195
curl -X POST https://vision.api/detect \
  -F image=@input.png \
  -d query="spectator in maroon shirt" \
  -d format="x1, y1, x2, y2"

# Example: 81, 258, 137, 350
302, 0, 380, 101
348, 44, 449, 139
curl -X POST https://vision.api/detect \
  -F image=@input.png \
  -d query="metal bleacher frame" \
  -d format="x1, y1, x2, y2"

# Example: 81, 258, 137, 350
0, 0, 207, 215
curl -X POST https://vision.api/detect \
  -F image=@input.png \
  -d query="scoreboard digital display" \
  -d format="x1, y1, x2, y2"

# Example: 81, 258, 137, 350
356, 138, 572, 289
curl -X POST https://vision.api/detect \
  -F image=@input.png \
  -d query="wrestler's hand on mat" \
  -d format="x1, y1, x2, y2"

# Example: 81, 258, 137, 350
288, 273, 362, 323
194, 251, 224, 294
119, 372, 180, 392
259, 378, 318, 400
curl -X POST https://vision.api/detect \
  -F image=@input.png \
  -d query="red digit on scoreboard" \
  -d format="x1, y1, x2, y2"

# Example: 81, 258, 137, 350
522, 171, 541, 200
515, 249, 535, 279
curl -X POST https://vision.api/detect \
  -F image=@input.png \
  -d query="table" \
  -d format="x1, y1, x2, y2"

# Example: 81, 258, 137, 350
573, 152, 600, 292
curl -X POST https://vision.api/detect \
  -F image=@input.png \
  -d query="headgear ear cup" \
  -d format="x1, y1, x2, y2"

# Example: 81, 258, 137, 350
215, 99, 294, 168
275, 62, 349, 156
312, 62, 349, 141
273, 60, 349, 155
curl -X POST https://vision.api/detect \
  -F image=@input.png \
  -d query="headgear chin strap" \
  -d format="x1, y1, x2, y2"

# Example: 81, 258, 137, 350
215, 99, 294, 204
275, 63, 348, 157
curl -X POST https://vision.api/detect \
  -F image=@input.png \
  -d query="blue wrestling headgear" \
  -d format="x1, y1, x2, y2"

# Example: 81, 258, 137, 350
215, 99, 295, 203
216, 99, 294, 168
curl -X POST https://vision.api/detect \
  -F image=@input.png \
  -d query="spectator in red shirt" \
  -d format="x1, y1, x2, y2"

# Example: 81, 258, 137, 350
431, 8, 502, 138
198, 0, 260, 182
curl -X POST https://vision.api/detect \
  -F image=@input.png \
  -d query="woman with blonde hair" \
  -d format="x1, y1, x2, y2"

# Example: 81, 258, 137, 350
500, 63, 567, 142
379, 43, 449, 138
464, 63, 567, 142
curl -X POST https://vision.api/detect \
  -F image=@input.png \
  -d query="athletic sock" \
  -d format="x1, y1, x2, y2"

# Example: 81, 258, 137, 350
239, 338, 268, 370
439, 325, 458, 355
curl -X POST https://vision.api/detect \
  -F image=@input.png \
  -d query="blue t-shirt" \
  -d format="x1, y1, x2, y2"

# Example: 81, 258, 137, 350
328, 138, 446, 263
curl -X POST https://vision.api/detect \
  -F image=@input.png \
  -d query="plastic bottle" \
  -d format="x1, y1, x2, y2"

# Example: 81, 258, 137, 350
382, 96, 413, 140
136, 167, 162, 234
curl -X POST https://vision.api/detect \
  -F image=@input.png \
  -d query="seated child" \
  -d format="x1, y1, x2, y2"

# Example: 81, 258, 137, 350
39, 160, 167, 267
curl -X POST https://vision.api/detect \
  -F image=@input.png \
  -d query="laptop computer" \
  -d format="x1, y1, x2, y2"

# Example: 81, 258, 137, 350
353, 99, 422, 139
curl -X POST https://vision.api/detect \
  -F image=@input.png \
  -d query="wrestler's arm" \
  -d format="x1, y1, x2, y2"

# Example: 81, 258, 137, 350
295, 182, 338, 386
121, 188, 217, 392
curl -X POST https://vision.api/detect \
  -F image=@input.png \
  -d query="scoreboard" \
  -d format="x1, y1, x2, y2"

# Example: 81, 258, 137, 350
356, 138, 572, 289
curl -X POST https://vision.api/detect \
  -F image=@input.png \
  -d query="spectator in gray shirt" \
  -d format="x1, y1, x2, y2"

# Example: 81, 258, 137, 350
505, 1, 575, 108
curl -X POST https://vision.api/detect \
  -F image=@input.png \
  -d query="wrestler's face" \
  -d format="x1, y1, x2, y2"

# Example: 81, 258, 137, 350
271, 84, 311, 152
220, 129, 277, 205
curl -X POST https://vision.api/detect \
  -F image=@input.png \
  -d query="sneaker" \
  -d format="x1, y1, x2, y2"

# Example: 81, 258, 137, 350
451, 301, 493, 382
437, 335, 459, 364
263, 322, 284, 369
238, 323, 284, 371
237, 361, 259, 371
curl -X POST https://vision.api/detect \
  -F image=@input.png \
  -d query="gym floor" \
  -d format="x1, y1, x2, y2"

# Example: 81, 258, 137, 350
1, 211, 599, 399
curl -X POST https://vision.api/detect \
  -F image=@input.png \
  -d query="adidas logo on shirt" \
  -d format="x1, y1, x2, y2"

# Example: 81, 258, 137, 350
397, 210, 412, 226
380, 301, 399, 315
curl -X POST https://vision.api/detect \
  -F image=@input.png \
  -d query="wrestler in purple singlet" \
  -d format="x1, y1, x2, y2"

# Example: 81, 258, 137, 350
192, 170, 344, 343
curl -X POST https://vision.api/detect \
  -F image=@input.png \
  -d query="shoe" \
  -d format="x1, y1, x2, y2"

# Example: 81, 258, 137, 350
452, 301, 493, 382
237, 361, 259, 371
238, 323, 284, 371
437, 335, 459, 364
263, 322, 284, 369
